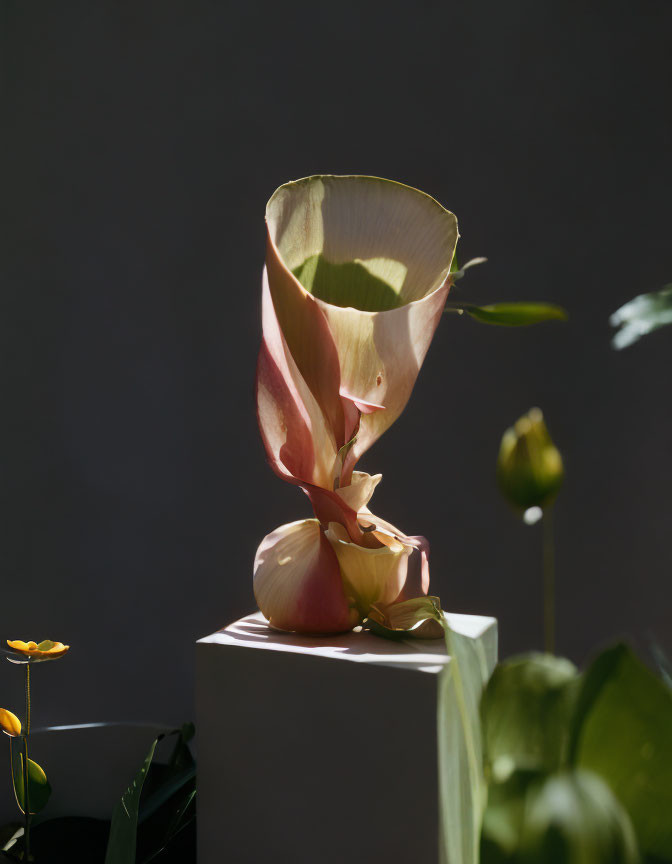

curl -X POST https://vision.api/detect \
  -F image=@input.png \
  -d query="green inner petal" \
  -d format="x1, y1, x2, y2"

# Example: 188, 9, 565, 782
293, 254, 403, 312
36, 640, 56, 651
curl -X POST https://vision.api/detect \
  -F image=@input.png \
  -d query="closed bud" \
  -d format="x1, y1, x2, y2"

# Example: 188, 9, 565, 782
497, 408, 564, 512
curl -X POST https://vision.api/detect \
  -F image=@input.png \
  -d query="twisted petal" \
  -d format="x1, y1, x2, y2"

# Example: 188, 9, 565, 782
256, 271, 339, 489
266, 233, 348, 448
266, 175, 458, 461
357, 510, 431, 599
254, 519, 356, 634
303, 471, 385, 545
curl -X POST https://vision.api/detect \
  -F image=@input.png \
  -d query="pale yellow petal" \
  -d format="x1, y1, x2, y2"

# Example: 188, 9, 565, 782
325, 524, 412, 618
335, 471, 382, 512
266, 175, 458, 459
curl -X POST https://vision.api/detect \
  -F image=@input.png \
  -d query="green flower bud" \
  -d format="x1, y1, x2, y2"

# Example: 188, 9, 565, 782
497, 408, 564, 512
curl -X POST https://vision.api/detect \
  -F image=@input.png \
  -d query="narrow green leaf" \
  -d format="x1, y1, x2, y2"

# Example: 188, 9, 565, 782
10, 749, 52, 815
453, 302, 568, 326
105, 737, 159, 864
166, 723, 196, 774
164, 788, 196, 847
438, 620, 491, 864
138, 765, 195, 826
610, 285, 672, 349
571, 645, 672, 859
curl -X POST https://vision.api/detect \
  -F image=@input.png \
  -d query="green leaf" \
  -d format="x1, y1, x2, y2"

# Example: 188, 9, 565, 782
452, 302, 568, 326
481, 769, 542, 860
161, 788, 197, 853
10, 749, 52, 815
481, 654, 578, 780
105, 737, 158, 864
516, 770, 640, 864
570, 645, 672, 860
166, 723, 196, 775
610, 285, 672, 349
138, 765, 195, 827
438, 619, 491, 864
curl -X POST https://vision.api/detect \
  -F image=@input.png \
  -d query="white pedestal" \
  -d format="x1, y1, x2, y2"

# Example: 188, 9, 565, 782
196, 611, 497, 864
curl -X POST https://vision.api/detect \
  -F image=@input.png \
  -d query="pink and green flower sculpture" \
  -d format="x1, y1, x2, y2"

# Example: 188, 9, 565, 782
254, 175, 458, 635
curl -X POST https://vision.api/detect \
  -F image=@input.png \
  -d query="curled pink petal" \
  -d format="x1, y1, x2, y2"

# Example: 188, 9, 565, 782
266, 232, 348, 448
256, 272, 338, 489
254, 519, 356, 634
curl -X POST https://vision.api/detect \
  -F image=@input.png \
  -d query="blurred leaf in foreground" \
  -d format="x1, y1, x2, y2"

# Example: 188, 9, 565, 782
517, 770, 640, 864
610, 285, 672, 349
481, 654, 578, 780
570, 644, 672, 861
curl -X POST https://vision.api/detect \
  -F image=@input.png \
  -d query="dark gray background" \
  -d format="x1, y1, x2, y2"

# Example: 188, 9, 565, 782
1, 0, 670, 725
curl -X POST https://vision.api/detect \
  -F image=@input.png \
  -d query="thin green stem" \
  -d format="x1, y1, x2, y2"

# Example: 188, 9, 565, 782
543, 507, 556, 655
23, 664, 32, 861
25, 664, 31, 735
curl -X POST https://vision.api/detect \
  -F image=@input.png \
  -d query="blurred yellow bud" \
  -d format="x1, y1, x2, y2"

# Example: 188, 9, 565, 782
497, 408, 564, 512
0, 708, 21, 737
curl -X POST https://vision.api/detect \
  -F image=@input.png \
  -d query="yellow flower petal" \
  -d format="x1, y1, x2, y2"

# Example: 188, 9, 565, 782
7, 639, 69, 659
0, 708, 21, 737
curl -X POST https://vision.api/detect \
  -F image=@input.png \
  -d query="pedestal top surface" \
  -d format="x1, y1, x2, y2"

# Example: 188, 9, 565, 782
198, 610, 496, 673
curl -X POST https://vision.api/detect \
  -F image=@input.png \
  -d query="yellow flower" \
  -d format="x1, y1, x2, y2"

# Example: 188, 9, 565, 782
6, 640, 69, 660
0, 708, 21, 737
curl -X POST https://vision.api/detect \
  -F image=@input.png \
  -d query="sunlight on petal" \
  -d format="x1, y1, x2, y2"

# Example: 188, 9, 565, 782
254, 519, 356, 634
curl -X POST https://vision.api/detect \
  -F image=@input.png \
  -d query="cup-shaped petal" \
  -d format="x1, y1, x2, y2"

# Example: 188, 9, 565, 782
266, 175, 458, 463
254, 519, 357, 634
325, 522, 412, 619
